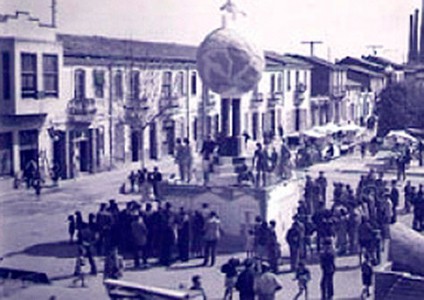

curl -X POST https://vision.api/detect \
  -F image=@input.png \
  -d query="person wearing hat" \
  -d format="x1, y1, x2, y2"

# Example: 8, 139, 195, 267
254, 262, 282, 300
235, 259, 256, 300
316, 171, 328, 206
319, 239, 336, 300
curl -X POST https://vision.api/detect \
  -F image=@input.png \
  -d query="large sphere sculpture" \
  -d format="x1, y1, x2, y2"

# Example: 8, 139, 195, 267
197, 28, 265, 97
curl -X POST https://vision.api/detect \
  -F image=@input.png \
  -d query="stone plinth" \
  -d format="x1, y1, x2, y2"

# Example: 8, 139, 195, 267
160, 178, 301, 255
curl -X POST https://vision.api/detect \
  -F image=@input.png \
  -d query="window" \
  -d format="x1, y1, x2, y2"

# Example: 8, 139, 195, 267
74, 69, 86, 98
114, 70, 123, 100
43, 54, 58, 97
175, 71, 185, 96
21, 53, 37, 98
93, 69, 105, 98
130, 70, 140, 100
270, 74, 276, 93
162, 71, 172, 98
2, 52, 11, 100
287, 70, 291, 91
277, 72, 283, 93
304, 71, 307, 86
191, 71, 197, 95
295, 70, 300, 87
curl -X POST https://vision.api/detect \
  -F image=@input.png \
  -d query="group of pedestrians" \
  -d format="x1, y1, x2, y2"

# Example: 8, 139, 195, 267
220, 257, 282, 300
404, 181, 424, 231
174, 138, 193, 183
67, 200, 223, 281
251, 142, 292, 187
125, 166, 163, 200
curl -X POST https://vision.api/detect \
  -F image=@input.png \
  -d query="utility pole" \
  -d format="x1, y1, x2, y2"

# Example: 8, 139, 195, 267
301, 41, 323, 56
50, 0, 57, 28
367, 45, 383, 56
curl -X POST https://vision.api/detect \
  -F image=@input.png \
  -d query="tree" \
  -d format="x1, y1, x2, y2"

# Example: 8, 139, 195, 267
376, 83, 409, 137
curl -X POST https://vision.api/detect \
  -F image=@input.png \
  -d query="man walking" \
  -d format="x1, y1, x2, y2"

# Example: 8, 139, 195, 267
200, 135, 216, 185
252, 143, 267, 187
254, 262, 282, 300
320, 239, 336, 300
316, 171, 328, 205
147, 166, 162, 200
183, 138, 193, 183
235, 259, 256, 300
175, 138, 185, 182
203, 212, 221, 267
389, 180, 399, 223
286, 219, 303, 272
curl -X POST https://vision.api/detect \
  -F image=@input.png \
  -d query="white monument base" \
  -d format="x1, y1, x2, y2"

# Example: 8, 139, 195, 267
161, 177, 302, 255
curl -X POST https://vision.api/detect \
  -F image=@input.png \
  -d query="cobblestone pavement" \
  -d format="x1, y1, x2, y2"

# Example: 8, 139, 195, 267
0, 150, 422, 299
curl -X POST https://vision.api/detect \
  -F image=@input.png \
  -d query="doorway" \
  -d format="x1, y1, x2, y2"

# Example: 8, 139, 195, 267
149, 122, 158, 159
131, 131, 140, 162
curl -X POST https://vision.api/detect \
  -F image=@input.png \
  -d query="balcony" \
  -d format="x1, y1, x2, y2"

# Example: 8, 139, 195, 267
268, 92, 283, 107
159, 95, 181, 110
330, 86, 347, 99
295, 83, 307, 94
294, 83, 307, 106
67, 98, 97, 124
250, 93, 264, 108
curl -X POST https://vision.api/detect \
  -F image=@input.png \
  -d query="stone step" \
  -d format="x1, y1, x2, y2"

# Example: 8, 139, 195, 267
214, 164, 237, 175
218, 156, 246, 166
208, 173, 239, 186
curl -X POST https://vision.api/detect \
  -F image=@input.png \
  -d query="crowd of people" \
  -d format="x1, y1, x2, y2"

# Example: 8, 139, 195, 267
67, 200, 224, 281
62, 135, 424, 298
69, 165, 411, 298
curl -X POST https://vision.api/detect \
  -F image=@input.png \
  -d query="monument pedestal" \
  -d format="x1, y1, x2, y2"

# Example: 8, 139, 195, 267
209, 155, 246, 186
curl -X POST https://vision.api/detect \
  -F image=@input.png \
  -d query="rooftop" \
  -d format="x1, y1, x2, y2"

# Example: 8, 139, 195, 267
343, 64, 385, 78
286, 54, 344, 70
362, 55, 404, 70
58, 34, 198, 64
265, 51, 312, 68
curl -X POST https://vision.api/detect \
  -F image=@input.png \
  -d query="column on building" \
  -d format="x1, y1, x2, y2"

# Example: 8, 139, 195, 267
221, 98, 231, 136
12, 131, 20, 176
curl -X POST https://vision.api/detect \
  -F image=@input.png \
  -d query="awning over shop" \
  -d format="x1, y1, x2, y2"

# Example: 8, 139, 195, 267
386, 130, 417, 143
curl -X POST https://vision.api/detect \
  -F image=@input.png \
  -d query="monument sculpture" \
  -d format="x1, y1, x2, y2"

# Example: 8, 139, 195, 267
196, 0, 265, 156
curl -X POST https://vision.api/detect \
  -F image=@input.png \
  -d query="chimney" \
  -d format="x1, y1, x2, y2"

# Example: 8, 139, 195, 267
421, 0, 424, 62
51, 0, 57, 28
409, 14, 415, 63
414, 9, 419, 62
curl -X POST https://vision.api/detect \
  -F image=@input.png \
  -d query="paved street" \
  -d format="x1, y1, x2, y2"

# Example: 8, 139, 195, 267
0, 150, 422, 300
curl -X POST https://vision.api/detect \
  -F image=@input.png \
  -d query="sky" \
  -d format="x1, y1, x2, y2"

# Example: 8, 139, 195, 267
1, 0, 422, 63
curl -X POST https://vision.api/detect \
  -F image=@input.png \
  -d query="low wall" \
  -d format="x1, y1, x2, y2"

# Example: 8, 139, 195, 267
160, 179, 301, 254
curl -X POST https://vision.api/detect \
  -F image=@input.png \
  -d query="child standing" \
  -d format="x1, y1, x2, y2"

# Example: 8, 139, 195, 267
361, 255, 373, 298
245, 230, 255, 258
67, 215, 76, 243
73, 246, 87, 287
294, 261, 311, 300
189, 275, 207, 300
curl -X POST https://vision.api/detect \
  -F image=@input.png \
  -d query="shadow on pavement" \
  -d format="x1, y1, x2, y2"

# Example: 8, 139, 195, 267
4, 241, 79, 259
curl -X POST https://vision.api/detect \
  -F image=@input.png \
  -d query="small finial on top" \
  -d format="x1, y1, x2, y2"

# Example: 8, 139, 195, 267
220, 0, 246, 28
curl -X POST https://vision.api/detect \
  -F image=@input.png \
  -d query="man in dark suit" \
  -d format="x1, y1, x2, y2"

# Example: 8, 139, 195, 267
148, 166, 162, 200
